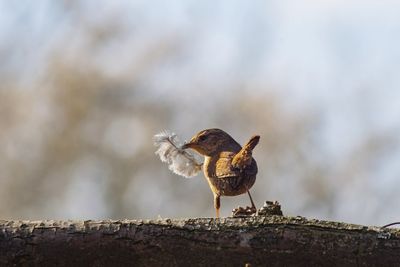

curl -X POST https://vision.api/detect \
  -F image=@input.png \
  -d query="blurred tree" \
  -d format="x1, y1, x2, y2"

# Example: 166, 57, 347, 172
0, 1, 399, 225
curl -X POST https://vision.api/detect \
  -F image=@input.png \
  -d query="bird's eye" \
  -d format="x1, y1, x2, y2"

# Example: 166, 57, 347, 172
198, 135, 207, 142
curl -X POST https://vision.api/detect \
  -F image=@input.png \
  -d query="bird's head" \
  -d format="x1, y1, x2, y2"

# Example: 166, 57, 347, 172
181, 128, 240, 156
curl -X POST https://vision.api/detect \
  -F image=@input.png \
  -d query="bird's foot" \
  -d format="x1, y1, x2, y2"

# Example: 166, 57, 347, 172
232, 206, 257, 217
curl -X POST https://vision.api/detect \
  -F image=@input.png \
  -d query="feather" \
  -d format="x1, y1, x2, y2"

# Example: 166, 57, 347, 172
154, 131, 202, 178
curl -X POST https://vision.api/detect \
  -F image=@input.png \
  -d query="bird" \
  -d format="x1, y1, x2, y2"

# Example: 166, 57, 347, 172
181, 128, 260, 218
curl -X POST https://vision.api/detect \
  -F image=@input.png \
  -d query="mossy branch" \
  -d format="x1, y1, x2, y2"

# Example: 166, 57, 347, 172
1, 214, 399, 266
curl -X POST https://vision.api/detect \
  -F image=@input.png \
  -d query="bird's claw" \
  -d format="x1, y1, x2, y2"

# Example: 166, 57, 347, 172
232, 206, 257, 217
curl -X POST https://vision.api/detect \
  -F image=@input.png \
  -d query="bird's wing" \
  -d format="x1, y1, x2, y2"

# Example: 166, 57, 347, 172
213, 152, 258, 191
215, 152, 241, 178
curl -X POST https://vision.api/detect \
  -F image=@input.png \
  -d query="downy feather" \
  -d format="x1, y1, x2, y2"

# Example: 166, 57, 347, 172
154, 131, 202, 178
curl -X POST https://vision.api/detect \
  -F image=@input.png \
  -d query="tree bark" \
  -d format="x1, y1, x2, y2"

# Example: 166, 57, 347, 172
0, 215, 399, 266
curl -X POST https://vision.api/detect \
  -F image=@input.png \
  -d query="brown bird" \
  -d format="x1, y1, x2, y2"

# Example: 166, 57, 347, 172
181, 128, 260, 218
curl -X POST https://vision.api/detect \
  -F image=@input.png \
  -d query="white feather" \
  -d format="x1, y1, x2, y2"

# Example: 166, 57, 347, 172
153, 131, 202, 178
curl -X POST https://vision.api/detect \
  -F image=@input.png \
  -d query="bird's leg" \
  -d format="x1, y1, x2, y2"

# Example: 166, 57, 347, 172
247, 190, 257, 213
214, 194, 221, 218
232, 190, 257, 217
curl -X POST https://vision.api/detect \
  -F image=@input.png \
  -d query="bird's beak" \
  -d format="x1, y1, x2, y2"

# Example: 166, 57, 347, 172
182, 136, 199, 150
181, 142, 195, 150
181, 138, 207, 155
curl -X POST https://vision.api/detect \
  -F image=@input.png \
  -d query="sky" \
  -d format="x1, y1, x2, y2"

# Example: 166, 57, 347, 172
1, 1, 400, 225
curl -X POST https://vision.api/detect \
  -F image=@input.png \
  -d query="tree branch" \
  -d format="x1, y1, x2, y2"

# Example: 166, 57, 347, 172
1, 215, 399, 266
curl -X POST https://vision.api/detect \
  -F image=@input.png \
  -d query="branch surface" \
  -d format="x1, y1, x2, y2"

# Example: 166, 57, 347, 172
1, 215, 399, 266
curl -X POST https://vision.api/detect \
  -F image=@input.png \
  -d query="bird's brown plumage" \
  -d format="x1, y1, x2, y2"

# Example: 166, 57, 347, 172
182, 128, 260, 217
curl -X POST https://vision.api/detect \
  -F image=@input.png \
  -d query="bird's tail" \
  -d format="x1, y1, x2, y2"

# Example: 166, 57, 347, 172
232, 135, 260, 170
243, 135, 260, 151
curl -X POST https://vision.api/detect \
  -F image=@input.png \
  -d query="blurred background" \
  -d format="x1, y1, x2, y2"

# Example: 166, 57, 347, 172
1, 0, 399, 225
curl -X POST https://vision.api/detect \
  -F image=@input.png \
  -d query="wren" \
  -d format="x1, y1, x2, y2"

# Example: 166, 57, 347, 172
182, 128, 260, 218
